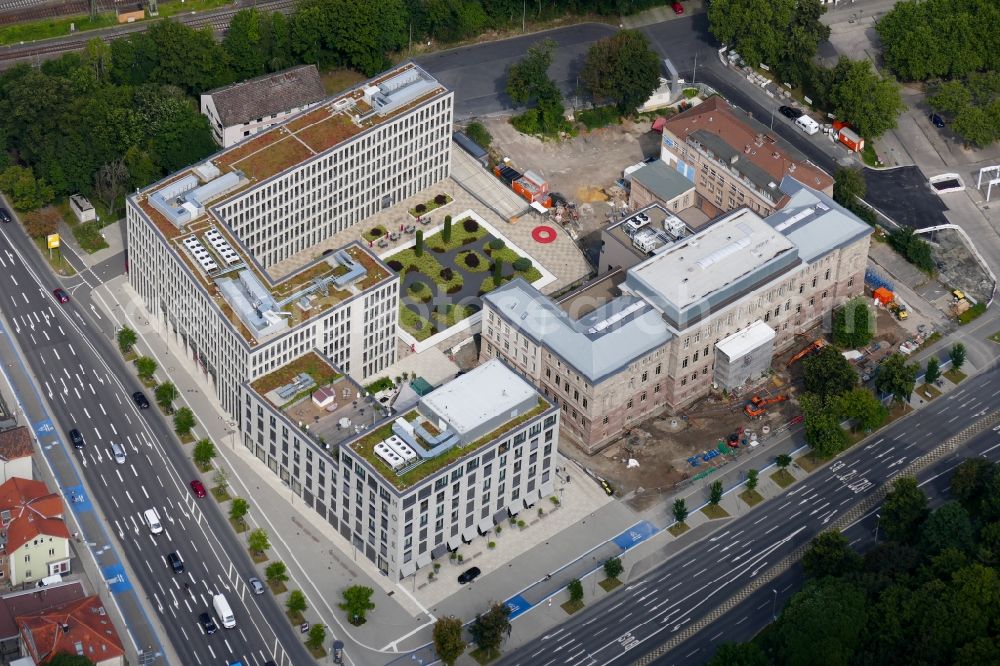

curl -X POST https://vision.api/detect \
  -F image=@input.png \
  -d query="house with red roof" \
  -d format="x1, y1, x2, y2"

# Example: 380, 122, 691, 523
0, 478, 70, 586
17, 595, 124, 665
0, 428, 33, 485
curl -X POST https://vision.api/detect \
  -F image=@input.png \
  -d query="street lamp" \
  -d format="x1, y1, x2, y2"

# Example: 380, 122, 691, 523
873, 513, 881, 544
771, 588, 778, 621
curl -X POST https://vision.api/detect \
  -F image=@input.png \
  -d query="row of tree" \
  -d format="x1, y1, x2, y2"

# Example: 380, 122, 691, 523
710, 456, 1000, 665
707, 0, 904, 138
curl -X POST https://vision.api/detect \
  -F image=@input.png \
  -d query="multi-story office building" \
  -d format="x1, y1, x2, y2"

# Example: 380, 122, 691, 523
659, 97, 833, 217
127, 62, 452, 415
240, 356, 558, 579
481, 178, 871, 452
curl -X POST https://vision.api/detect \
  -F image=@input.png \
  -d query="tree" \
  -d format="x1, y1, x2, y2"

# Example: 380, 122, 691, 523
706, 642, 768, 666
882, 476, 928, 545
339, 585, 375, 624
248, 528, 271, 556
773, 578, 866, 666
709, 480, 724, 506
672, 498, 689, 524
802, 531, 862, 579
135, 356, 157, 381
223, 9, 267, 80
707, 0, 796, 67
116, 326, 137, 354
173, 406, 195, 436
832, 298, 874, 349
0, 165, 54, 212
835, 388, 888, 432
801, 393, 849, 457
506, 39, 568, 137
433, 616, 466, 666
265, 561, 288, 587
193, 438, 216, 468
229, 497, 249, 526
213, 467, 228, 493
568, 578, 583, 603
21, 207, 60, 239
876, 353, 918, 404
888, 226, 935, 273
443, 215, 452, 243
832, 167, 866, 209
950, 343, 967, 371
919, 500, 974, 556
827, 57, 905, 138
465, 122, 492, 149
287, 589, 307, 615
154, 382, 177, 413
306, 623, 326, 651
580, 30, 661, 114
803, 345, 857, 399
924, 357, 941, 385
414, 229, 423, 256
492, 258, 503, 285
950, 459, 995, 515
603, 557, 623, 580
746, 469, 759, 492
776, 453, 792, 471
468, 602, 511, 656
93, 158, 129, 218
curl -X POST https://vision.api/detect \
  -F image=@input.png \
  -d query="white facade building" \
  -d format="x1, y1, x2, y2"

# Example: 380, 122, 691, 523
240, 358, 559, 579
126, 62, 452, 416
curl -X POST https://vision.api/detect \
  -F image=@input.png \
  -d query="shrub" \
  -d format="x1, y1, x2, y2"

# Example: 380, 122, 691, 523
488, 541, 496, 549
117, 327, 137, 354
464, 253, 481, 268
462, 217, 479, 233
435, 194, 448, 205
440, 267, 454, 281
410, 281, 426, 293
415, 203, 427, 213
135, 356, 157, 380
513, 257, 532, 272
387, 260, 403, 271
462, 236, 477, 245
443, 215, 452, 243
489, 238, 505, 250
465, 121, 493, 149
446, 284, 462, 295
369, 227, 383, 237
415, 230, 424, 257
173, 407, 195, 437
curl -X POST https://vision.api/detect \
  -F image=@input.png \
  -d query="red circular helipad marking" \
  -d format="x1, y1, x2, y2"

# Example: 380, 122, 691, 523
532, 226, 557, 244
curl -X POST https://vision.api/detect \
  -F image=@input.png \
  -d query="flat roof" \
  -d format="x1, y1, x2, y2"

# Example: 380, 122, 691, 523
662, 97, 833, 198
716, 320, 775, 359
484, 279, 672, 384
623, 208, 799, 329
420, 360, 537, 436
630, 159, 695, 202
772, 176, 874, 262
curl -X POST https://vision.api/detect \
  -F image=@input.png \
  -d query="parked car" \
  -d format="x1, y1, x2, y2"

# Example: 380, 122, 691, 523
190, 479, 207, 498
53, 288, 70, 304
248, 577, 264, 595
672, 1, 684, 14
69, 429, 85, 449
198, 612, 217, 635
458, 567, 481, 584
132, 391, 150, 409
929, 113, 945, 128
778, 105, 803, 119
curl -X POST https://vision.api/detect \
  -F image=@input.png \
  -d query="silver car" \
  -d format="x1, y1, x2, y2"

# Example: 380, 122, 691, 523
248, 576, 265, 595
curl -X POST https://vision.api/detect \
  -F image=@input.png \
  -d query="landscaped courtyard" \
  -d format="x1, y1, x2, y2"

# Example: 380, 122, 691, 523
384, 214, 543, 341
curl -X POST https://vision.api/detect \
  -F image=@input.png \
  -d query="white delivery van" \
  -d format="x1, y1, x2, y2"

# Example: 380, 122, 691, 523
37, 573, 63, 587
144, 508, 163, 535
795, 115, 820, 135
213, 593, 236, 629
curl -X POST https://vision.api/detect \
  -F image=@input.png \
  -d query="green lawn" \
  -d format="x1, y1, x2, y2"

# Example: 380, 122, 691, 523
795, 453, 824, 473
425, 218, 488, 252
701, 504, 730, 519
740, 489, 764, 507
915, 383, 941, 401
945, 368, 967, 384
158, 0, 234, 18
409, 194, 453, 218
0, 13, 117, 46
598, 577, 621, 592
399, 306, 436, 341
561, 599, 584, 614
363, 225, 388, 243
456, 250, 490, 272
34, 238, 76, 277
770, 469, 796, 488
667, 522, 690, 537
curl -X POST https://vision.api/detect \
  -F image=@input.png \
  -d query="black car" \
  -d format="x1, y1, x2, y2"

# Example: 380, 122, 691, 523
199, 612, 217, 635
167, 552, 184, 574
778, 105, 802, 119
457, 566, 481, 584
0, 207, 11, 223
132, 391, 150, 409
69, 429, 85, 450
929, 112, 945, 128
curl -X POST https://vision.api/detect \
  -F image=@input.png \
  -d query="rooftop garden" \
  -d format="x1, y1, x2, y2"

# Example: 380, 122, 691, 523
250, 351, 342, 397
231, 135, 315, 182
350, 398, 549, 490
297, 113, 361, 154
409, 193, 453, 218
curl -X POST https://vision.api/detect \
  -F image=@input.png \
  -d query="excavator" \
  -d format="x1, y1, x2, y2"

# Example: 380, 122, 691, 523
786, 339, 827, 368
744, 394, 789, 419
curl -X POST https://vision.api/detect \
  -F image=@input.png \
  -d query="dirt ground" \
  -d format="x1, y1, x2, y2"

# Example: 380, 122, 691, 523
931, 228, 993, 305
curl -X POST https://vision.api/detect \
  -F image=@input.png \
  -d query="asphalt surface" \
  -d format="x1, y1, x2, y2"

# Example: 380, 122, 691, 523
0, 217, 314, 666
498, 365, 1000, 666
665, 422, 1000, 665
861, 166, 951, 229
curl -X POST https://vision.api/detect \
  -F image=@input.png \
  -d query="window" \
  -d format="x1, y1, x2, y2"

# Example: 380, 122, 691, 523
603, 416, 609, 424
825, 269, 831, 280
627, 399, 633, 409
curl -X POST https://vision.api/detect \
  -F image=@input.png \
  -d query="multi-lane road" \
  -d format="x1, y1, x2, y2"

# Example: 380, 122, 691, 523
0, 215, 312, 665
498, 365, 1000, 665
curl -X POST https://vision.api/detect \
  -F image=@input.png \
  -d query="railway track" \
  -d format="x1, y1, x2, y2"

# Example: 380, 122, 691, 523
0, 0, 297, 66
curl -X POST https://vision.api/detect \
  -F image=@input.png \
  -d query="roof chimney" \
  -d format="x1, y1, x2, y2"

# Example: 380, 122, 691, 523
62, 623, 70, 634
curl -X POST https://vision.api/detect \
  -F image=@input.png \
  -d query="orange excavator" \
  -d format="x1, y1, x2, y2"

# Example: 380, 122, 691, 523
786, 339, 827, 368
744, 394, 789, 419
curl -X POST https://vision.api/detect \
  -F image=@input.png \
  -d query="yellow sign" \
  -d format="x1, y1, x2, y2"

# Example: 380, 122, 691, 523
47, 234, 60, 249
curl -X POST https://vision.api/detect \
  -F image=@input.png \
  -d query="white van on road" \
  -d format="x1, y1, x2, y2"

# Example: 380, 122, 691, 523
213, 593, 236, 629
144, 508, 163, 535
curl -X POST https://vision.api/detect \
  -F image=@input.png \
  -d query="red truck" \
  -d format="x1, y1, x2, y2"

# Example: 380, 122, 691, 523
832, 120, 864, 153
